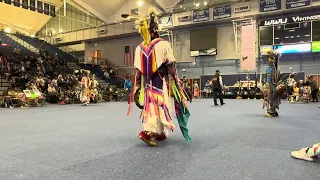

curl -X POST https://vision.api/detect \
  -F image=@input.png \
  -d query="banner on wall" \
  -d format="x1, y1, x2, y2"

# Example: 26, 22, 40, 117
30, 0, 35, 11
22, 0, 28, 9
159, 15, 173, 27
213, 5, 231, 20
286, 0, 310, 9
193, 9, 210, 22
259, 0, 281, 12
260, 14, 320, 26
44, 3, 49, 15
50, 5, 55, 17
13, 0, 20, 7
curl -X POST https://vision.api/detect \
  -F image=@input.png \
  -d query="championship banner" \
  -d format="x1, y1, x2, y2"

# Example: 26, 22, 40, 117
30, 0, 35, 11
259, 0, 281, 12
22, 0, 28, 9
13, 0, 20, 7
44, 3, 49, 15
286, 0, 310, 9
50, 5, 55, 17
159, 15, 173, 27
213, 5, 231, 20
37, 0, 43, 13
193, 9, 210, 22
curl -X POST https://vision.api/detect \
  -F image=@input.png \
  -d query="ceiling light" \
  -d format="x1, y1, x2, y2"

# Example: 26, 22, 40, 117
59, 29, 63, 33
137, 0, 143, 6
195, 3, 200, 7
31, 35, 35, 38
204, 1, 208, 5
5, 27, 11, 33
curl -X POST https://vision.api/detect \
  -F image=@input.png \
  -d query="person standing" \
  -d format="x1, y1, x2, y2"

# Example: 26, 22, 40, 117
80, 71, 91, 105
263, 50, 281, 117
193, 81, 200, 98
211, 70, 224, 106
124, 76, 132, 103
124, 8, 191, 146
182, 75, 192, 102
310, 76, 318, 102
205, 80, 212, 98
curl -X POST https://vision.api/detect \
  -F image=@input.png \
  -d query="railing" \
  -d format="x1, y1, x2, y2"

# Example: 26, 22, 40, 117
176, 59, 239, 68
58, 46, 80, 58
5, 33, 39, 53
80, 57, 116, 69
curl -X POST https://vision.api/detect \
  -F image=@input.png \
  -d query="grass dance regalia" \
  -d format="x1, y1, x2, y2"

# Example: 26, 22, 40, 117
263, 51, 283, 117
80, 70, 91, 105
123, 8, 191, 146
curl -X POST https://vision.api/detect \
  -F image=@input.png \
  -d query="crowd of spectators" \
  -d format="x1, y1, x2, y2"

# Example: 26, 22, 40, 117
0, 50, 94, 107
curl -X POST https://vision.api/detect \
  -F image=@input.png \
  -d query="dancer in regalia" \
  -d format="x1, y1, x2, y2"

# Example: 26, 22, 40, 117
123, 8, 191, 146
263, 50, 281, 117
80, 71, 91, 105
291, 143, 320, 161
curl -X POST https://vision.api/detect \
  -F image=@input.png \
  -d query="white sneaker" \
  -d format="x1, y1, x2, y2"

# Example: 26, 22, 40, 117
291, 148, 314, 162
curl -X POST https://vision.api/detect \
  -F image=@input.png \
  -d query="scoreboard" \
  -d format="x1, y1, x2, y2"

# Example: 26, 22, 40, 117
274, 22, 311, 44
259, 14, 320, 46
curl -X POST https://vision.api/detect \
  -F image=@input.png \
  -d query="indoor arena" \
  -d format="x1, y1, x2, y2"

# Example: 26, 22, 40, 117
0, 0, 320, 179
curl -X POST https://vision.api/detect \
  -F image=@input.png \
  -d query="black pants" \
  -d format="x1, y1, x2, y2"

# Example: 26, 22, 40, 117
311, 89, 318, 102
212, 88, 223, 105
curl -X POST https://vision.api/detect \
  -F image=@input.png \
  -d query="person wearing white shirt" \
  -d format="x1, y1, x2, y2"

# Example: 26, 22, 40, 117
211, 70, 225, 106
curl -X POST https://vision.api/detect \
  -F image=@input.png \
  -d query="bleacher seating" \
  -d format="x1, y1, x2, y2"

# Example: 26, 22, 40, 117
15, 34, 76, 62
0, 31, 36, 57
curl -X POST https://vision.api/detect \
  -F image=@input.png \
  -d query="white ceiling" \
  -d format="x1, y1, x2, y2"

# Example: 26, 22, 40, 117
74, 0, 128, 23
0, 0, 182, 34
0, 0, 63, 34
73, 0, 182, 23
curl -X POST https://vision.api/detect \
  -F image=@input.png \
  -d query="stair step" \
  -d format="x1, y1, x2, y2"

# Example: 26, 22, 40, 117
5, 34, 39, 53
0, 87, 8, 91
0, 82, 10, 87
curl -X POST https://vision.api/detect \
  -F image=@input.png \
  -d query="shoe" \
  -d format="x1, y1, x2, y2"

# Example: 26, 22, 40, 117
214, 104, 219, 106
291, 148, 314, 162
154, 133, 167, 141
138, 131, 156, 146
221, 103, 225, 105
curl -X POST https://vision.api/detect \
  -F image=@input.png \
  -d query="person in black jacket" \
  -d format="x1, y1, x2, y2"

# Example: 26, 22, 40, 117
211, 70, 224, 106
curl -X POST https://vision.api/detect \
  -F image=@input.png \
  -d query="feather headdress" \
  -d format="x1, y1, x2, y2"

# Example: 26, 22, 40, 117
121, 7, 160, 46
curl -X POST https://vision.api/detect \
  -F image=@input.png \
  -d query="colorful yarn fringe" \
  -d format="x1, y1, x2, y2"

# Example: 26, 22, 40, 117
171, 80, 191, 142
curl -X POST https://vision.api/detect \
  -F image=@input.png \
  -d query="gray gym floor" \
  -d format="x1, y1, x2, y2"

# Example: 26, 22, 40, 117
0, 99, 319, 180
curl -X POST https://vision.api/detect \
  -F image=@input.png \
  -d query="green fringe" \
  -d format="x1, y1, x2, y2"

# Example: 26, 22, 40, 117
176, 101, 192, 142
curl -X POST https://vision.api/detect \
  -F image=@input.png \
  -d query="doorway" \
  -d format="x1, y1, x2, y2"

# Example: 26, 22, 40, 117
92, 50, 101, 64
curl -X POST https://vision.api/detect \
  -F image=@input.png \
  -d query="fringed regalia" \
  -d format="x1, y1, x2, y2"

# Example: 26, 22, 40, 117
124, 8, 191, 146
80, 71, 91, 105
263, 51, 281, 117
